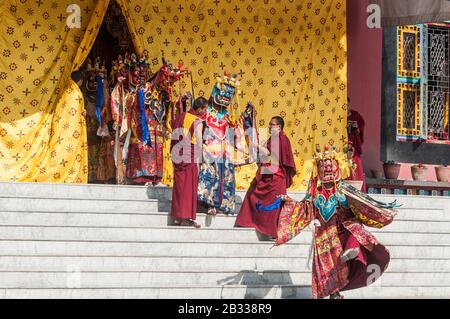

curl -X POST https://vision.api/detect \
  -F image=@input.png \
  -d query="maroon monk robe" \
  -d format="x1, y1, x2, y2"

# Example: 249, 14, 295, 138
170, 110, 201, 221
347, 110, 366, 192
235, 131, 296, 238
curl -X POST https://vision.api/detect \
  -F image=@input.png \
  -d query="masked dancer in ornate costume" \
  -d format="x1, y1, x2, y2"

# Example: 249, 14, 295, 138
125, 54, 159, 184
126, 54, 187, 185
275, 144, 398, 299
235, 116, 296, 238
83, 58, 115, 183
198, 71, 245, 215
148, 55, 189, 187
110, 53, 132, 184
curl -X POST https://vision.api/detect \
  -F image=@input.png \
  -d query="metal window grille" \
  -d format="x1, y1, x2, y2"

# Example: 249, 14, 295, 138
397, 25, 450, 142
427, 26, 450, 140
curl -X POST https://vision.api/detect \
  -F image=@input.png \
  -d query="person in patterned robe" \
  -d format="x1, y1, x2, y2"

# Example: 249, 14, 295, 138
125, 55, 164, 184
110, 54, 131, 185
82, 58, 115, 183
274, 144, 397, 299
96, 89, 115, 183
198, 71, 245, 215
126, 54, 187, 185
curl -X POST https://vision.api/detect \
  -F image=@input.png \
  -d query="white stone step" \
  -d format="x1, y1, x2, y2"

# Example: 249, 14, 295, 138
394, 209, 450, 222
1, 207, 449, 229
0, 197, 171, 213
0, 256, 309, 272
0, 271, 309, 288
1, 211, 450, 233
1, 256, 449, 273
0, 270, 449, 289
371, 195, 449, 211
1, 240, 450, 259
0, 182, 165, 202
0, 182, 447, 210
1, 225, 450, 246
377, 220, 450, 233
0, 285, 313, 299
0, 240, 300, 257
2, 285, 450, 299
0, 226, 260, 242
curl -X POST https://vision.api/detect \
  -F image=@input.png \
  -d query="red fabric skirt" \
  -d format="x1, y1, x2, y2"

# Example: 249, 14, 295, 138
339, 222, 390, 293
126, 141, 163, 184
171, 164, 198, 220
311, 210, 390, 299
235, 169, 287, 238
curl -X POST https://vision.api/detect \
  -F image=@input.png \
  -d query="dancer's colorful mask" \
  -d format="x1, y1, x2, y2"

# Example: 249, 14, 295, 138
314, 144, 342, 184
211, 71, 240, 108
129, 53, 149, 88
152, 56, 188, 92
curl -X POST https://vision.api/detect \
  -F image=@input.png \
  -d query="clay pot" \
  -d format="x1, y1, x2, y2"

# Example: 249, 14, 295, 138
411, 166, 428, 181
383, 163, 401, 180
435, 166, 450, 182
371, 169, 384, 179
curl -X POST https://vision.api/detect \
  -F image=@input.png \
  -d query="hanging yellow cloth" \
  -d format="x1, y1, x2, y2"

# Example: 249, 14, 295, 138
118, 0, 348, 191
72, 1, 111, 72
0, 0, 109, 183
23, 80, 88, 183
162, 104, 174, 187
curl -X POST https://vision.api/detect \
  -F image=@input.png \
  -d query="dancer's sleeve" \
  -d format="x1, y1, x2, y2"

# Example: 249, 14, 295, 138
274, 199, 314, 246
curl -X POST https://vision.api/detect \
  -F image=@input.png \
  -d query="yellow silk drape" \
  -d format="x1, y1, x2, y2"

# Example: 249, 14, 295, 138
117, 0, 348, 191
0, 0, 109, 183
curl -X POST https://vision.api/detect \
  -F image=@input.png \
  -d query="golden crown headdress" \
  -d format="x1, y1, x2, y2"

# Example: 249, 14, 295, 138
215, 70, 241, 89
86, 57, 106, 75
314, 144, 340, 161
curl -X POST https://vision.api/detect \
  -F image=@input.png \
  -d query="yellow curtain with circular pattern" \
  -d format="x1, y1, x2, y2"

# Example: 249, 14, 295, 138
0, 0, 110, 183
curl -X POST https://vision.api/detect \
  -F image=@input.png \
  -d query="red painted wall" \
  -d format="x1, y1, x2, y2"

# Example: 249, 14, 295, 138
346, 0, 440, 181
347, 0, 383, 178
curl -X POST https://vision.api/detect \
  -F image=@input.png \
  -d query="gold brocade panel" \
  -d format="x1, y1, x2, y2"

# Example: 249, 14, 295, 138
118, 0, 348, 191
0, 0, 110, 183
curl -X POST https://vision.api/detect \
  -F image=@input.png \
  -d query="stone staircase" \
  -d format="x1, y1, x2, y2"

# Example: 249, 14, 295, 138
0, 182, 449, 299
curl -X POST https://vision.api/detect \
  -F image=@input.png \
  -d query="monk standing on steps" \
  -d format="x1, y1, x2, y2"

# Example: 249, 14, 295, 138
235, 116, 296, 238
347, 97, 366, 192
170, 97, 208, 228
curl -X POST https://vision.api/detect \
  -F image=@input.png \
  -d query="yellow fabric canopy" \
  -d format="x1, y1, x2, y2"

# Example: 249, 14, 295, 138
0, 0, 109, 183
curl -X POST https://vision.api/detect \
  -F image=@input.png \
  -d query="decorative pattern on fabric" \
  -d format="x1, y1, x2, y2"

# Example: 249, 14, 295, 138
275, 200, 314, 246
312, 223, 349, 299
138, 88, 151, 146
117, 0, 347, 191
0, 0, 110, 183
342, 221, 379, 252
198, 161, 236, 214
340, 182, 397, 228
127, 94, 164, 181
314, 191, 349, 223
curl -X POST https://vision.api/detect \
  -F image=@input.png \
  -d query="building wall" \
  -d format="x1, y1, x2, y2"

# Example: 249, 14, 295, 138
347, 0, 383, 177
346, 0, 443, 181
